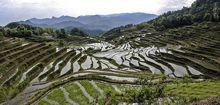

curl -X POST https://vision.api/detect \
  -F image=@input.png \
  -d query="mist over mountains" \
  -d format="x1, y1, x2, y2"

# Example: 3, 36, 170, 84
19, 13, 157, 35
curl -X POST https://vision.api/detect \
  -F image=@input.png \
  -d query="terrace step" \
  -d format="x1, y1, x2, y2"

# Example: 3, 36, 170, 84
60, 87, 79, 105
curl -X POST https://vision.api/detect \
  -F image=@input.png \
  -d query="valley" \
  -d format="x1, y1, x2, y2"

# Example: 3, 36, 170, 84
0, 22, 220, 104
0, 0, 220, 105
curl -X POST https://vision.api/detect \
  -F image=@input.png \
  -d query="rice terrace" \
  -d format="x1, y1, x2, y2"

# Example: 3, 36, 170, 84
0, 0, 220, 105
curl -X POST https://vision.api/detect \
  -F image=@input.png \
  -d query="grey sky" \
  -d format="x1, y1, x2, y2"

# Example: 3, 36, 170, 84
0, 0, 196, 26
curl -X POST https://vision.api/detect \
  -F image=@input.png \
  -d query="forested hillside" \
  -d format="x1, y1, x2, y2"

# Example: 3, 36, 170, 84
149, 0, 220, 30
103, 0, 220, 40
0, 22, 97, 44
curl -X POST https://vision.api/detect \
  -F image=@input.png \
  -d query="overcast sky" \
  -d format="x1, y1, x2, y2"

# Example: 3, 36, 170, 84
0, 0, 196, 25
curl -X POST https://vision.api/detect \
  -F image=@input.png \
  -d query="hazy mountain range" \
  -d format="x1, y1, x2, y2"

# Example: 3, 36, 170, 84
19, 13, 157, 35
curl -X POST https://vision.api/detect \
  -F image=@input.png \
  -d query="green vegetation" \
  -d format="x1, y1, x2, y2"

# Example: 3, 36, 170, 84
105, 79, 220, 105
0, 32, 3, 38
0, 0, 220, 105
96, 82, 118, 96
103, 0, 220, 44
70, 28, 88, 37
79, 80, 105, 104
1, 22, 98, 44
47, 88, 69, 105
56, 28, 67, 38
165, 80, 220, 99
5, 22, 53, 38
0, 87, 18, 104
38, 99, 51, 105
78, 55, 87, 63
64, 82, 90, 105
149, 0, 220, 30
79, 80, 100, 98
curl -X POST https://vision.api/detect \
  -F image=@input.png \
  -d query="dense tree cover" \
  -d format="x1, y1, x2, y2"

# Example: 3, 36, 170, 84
0, 27, 4, 38
55, 29, 67, 38
2, 22, 88, 40
1, 22, 97, 44
70, 28, 88, 37
149, 0, 220, 30
103, 0, 220, 40
102, 24, 134, 40
55, 28, 88, 39
4, 22, 54, 38
102, 22, 156, 41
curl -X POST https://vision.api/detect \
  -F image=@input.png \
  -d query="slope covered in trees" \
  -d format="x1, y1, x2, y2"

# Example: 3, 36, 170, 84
103, 0, 220, 39
0, 22, 97, 44
149, 0, 220, 30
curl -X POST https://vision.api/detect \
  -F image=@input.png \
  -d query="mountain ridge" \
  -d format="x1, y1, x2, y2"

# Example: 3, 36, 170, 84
19, 13, 157, 36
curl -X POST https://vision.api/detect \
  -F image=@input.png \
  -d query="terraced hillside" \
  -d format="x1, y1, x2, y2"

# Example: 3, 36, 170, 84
0, 29, 220, 104
103, 22, 220, 78
0, 0, 220, 104
0, 37, 165, 105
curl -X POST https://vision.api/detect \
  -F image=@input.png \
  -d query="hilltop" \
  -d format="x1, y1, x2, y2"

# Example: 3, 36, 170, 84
103, 0, 220, 41
19, 13, 157, 36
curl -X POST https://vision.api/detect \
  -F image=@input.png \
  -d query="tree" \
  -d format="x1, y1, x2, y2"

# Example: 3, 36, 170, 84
148, 0, 219, 30
44, 28, 53, 34
136, 23, 149, 30
0, 32, 3, 38
58, 40, 65, 47
22, 30, 32, 37
33, 27, 44, 36
56, 29, 67, 38
5, 22, 20, 29
70, 28, 88, 37
16, 25, 25, 31
0, 27, 4, 38
60, 29, 66, 35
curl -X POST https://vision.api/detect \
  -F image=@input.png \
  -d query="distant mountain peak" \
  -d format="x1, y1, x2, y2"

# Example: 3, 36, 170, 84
19, 12, 158, 36
30, 18, 37, 20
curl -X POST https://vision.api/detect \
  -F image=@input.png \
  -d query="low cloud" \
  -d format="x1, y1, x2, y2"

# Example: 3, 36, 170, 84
158, 0, 196, 14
